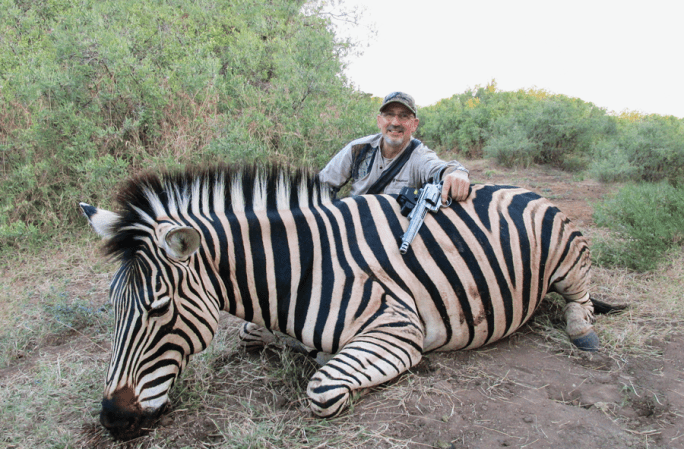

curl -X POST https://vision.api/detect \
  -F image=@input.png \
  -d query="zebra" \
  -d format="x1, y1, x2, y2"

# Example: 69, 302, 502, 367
80, 164, 617, 438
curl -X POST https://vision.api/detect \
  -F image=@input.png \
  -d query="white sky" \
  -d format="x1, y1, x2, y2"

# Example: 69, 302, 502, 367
336, 0, 684, 118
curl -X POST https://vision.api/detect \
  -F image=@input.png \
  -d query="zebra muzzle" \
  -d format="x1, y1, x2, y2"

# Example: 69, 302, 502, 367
100, 391, 167, 440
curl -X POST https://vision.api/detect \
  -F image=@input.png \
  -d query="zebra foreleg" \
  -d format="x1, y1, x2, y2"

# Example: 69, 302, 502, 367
306, 303, 424, 417
563, 294, 599, 352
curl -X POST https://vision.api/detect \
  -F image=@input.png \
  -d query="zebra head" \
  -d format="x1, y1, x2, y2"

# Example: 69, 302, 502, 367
80, 201, 221, 439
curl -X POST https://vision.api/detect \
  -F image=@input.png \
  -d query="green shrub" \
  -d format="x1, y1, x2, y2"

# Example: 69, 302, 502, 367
418, 81, 618, 171
587, 139, 639, 183
484, 96, 610, 170
589, 114, 684, 185
480, 125, 537, 167
0, 219, 42, 249
619, 115, 684, 186
417, 80, 532, 157
0, 0, 377, 249
592, 182, 684, 271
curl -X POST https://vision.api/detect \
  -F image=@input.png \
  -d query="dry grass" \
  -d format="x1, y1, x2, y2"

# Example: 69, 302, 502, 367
0, 236, 113, 367
591, 249, 684, 354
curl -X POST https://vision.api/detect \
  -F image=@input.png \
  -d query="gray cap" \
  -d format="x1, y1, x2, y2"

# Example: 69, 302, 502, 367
379, 91, 417, 116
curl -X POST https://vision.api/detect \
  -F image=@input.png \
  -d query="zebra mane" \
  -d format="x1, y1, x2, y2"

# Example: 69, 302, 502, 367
104, 163, 333, 260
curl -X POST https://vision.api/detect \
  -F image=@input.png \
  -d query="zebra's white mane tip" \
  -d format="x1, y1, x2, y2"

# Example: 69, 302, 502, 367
118, 163, 331, 221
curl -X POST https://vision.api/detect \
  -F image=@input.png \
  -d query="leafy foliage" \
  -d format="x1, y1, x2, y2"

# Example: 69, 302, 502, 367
592, 114, 684, 186
484, 96, 613, 171
592, 182, 684, 271
416, 81, 532, 157
418, 81, 684, 181
417, 81, 616, 170
0, 0, 378, 248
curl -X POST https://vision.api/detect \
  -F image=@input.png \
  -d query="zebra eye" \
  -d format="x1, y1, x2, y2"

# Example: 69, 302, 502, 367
148, 296, 172, 318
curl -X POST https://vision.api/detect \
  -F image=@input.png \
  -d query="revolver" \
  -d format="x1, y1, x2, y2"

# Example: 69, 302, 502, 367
396, 181, 450, 254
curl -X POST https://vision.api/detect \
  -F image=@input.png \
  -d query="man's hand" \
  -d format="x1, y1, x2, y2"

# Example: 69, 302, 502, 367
441, 170, 470, 203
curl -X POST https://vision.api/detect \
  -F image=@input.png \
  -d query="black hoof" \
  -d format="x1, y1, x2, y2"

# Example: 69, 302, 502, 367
571, 330, 600, 352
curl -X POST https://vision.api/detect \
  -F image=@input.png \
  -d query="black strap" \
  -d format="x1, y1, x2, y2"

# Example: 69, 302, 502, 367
366, 139, 421, 195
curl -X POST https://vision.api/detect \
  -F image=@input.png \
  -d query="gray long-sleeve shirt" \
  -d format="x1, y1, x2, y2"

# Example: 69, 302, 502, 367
318, 133, 467, 196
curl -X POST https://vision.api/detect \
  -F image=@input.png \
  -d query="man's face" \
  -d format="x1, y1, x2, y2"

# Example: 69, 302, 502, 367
377, 103, 419, 151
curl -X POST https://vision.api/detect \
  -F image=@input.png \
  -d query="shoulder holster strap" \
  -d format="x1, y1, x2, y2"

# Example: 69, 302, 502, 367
366, 138, 421, 195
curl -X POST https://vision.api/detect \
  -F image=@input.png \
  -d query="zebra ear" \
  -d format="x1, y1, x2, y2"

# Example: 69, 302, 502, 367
163, 227, 201, 260
79, 202, 120, 239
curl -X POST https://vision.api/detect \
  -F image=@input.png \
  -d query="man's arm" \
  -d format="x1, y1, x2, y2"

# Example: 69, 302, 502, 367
318, 144, 354, 190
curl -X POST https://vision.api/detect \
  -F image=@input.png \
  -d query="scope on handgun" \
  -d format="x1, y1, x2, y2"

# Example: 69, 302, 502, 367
396, 187, 419, 217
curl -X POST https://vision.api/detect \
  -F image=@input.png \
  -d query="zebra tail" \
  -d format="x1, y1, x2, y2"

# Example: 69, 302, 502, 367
590, 296, 629, 315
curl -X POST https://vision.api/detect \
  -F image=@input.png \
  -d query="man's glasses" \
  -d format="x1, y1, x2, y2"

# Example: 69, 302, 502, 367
380, 112, 415, 123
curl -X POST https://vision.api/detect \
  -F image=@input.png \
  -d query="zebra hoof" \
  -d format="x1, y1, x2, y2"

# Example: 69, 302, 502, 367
571, 330, 600, 352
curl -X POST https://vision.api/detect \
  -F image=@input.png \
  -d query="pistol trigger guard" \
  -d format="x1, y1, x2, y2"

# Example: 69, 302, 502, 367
442, 197, 452, 208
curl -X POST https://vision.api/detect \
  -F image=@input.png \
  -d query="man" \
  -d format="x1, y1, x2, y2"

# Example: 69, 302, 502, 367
318, 91, 470, 204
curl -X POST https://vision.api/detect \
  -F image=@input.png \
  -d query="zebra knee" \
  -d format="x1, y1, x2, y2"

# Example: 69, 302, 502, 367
238, 322, 277, 351
306, 373, 351, 418
564, 299, 599, 352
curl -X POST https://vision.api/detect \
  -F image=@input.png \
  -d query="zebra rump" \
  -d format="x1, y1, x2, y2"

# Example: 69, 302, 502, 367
80, 163, 614, 439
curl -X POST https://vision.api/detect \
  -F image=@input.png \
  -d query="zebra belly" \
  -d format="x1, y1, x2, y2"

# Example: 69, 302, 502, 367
401, 187, 559, 353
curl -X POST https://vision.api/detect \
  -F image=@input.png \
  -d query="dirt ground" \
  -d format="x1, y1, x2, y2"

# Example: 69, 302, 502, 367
6, 161, 683, 449
345, 332, 684, 449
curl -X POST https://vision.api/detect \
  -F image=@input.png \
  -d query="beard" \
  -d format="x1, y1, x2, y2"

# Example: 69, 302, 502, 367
383, 126, 406, 149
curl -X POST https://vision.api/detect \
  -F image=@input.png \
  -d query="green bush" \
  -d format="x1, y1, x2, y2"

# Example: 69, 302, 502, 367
417, 81, 534, 157
588, 113, 684, 185
484, 96, 611, 171
418, 82, 684, 181
417, 81, 619, 171
0, 0, 378, 249
619, 115, 683, 186
592, 182, 684, 271
587, 139, 639, 183
417, 81, 684, 274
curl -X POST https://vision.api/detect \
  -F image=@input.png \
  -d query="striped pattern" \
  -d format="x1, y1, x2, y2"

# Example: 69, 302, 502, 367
83, 164, 596, 432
